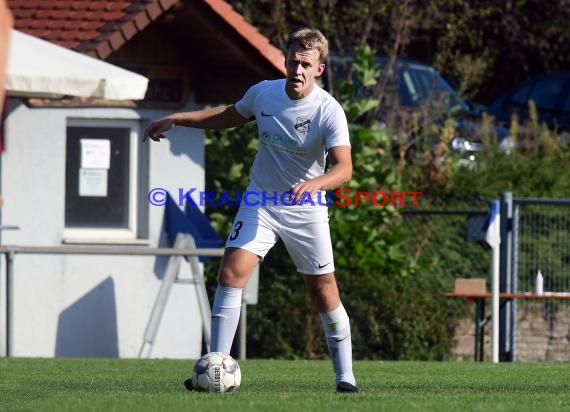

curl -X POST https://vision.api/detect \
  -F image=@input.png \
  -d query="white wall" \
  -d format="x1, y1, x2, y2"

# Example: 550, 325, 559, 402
0, 97, 214, 358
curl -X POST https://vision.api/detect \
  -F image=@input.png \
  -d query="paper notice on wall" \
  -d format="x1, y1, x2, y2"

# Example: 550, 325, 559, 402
79, 168, 108, 197
81, 139, 111, 169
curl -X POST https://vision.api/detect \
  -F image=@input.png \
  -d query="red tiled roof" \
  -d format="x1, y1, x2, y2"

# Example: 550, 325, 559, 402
7, 0, 285, 74
8, 0, 178, 56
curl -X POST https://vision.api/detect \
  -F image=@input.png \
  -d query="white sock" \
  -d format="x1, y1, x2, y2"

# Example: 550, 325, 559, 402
319, 302, 356, 386
210, 285, 243, 355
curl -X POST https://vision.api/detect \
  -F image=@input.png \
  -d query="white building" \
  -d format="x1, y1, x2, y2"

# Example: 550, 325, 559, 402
1, 0, 284, 358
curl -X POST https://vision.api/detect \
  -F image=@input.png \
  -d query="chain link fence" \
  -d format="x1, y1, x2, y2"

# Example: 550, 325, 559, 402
400, 197, 490, 360
512, 201, 570, 361
400, 196, 570, 362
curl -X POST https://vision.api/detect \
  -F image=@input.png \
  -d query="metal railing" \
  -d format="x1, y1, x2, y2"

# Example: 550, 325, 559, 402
508, 195, 570, 361
0, 244, 225, 357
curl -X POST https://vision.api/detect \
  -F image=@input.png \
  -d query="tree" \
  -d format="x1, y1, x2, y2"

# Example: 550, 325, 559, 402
230, 0, 570, 102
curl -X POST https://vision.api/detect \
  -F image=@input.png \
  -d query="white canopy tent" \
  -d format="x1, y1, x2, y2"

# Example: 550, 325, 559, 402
5, 29, 148, 100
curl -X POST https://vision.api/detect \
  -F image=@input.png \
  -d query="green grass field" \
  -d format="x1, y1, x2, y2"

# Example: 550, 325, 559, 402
1, 358, 569, 412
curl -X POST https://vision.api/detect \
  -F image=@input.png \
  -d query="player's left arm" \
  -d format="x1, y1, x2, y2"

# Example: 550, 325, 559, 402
291, 145, 352, 203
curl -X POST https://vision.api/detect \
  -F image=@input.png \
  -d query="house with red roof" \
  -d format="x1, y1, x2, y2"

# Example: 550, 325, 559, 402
2, 0, 285, 359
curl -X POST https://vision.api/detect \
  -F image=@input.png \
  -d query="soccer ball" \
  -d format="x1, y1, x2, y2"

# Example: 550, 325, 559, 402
191, 352, 241, 392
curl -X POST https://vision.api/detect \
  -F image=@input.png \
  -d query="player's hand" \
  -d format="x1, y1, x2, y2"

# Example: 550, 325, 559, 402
291, 180, 321, 205
143, 118, 175, 142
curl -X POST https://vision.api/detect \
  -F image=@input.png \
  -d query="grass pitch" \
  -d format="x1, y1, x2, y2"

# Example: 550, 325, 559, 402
1, 358, 569, 412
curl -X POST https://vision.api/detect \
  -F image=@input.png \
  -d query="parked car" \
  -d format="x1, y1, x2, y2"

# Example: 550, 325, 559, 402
325, 55, 512, 162
487, 73, 570, 132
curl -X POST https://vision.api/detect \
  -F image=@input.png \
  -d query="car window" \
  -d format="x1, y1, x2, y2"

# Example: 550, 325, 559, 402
404, 65, 445, 105
324, 55, 472, 114
528, 76, 567, 111
563, 88, 570, 113
510, 83, 532, 105
397, 70, 415, 106
398, 63, 468, 111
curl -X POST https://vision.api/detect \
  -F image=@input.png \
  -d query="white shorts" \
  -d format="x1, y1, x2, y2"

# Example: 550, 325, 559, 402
225, 204, 335, 275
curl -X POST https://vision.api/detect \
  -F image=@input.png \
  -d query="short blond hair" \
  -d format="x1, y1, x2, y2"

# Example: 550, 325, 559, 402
286, 28, 329, 63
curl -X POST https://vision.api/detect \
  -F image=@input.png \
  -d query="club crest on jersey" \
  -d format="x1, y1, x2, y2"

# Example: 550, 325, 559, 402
295, 117, 311, 134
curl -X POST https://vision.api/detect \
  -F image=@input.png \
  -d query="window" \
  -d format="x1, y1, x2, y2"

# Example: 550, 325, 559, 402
399, 64, 468, 112
64, 119, 148, 243
510, 82, 532, 106
528, 76, 566, 111
562, 90, 570, 114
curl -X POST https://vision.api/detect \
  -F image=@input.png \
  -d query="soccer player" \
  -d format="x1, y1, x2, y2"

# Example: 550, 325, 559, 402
143, 28, 357, 393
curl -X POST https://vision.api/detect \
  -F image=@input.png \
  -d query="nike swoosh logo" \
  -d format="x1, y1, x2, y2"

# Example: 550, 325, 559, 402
261, 111, 273, 117
318, 261, 332, 269
334, 336, 348, 342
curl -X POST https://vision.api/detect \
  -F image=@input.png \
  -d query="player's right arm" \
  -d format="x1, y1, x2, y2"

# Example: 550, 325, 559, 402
143, 105, 250, 142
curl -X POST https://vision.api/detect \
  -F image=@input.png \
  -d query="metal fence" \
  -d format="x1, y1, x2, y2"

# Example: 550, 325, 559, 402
401, 194, 570, 362
510, 197, 570, 361
4, 195, 569, 362
400, 199, 491, 361
0, 244, 224, 358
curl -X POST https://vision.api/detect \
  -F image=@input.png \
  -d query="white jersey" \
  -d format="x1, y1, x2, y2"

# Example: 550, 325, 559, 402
234, 79, 350, 198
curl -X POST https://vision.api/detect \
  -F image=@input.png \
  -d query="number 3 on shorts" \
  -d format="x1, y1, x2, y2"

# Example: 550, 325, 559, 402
229, 220, 243, 241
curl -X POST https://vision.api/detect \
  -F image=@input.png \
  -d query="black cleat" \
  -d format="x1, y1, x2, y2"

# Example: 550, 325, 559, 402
183, 378, 194, 391
336, 381, 358, 393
